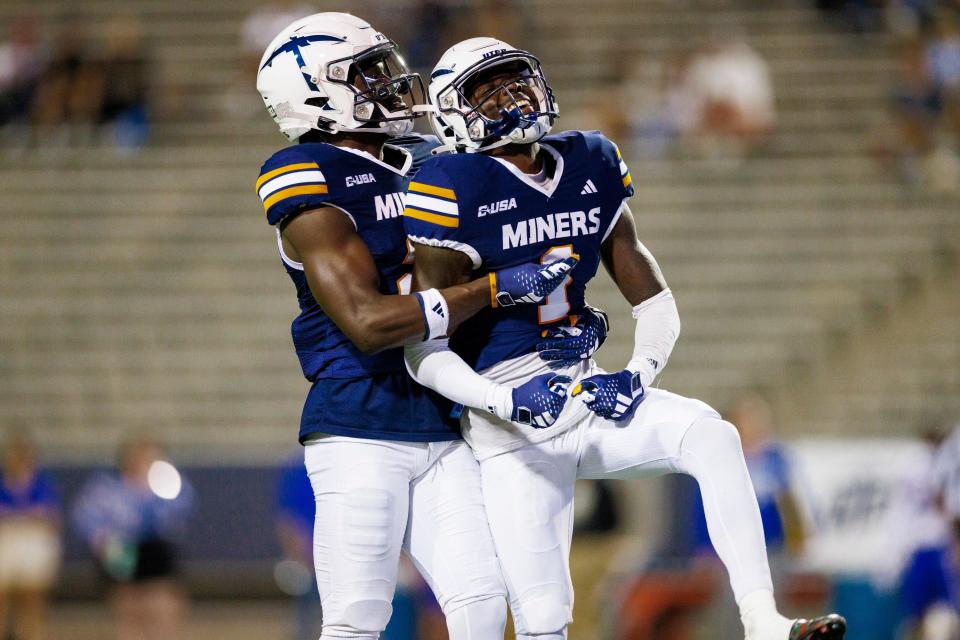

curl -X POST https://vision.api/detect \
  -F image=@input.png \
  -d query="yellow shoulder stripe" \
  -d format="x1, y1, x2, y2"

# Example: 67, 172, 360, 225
622, 173, 633, 188
403, 207, 459, 228
256, 162, 320, 192
408, 181, 456, 201
263, 184, 329, 212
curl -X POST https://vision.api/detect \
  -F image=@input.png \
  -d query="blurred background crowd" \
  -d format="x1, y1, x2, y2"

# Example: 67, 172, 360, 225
1, 0, 959, 639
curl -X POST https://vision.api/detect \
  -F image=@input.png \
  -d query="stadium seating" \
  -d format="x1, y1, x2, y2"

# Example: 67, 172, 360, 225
0, 0, 957, 457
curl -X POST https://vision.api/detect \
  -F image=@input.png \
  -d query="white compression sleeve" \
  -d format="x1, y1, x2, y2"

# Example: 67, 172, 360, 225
625, 288, 680, 388
404, 340, 512, 419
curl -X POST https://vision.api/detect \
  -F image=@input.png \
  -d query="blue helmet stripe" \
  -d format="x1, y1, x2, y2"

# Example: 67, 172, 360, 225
260, 35, 347, 92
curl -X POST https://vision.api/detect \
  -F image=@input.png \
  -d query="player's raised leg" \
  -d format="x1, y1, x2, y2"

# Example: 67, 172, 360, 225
575, 389, 845, 640
403, 440, 508, 639
477, 431, 581, 640
306, 437, 415, 640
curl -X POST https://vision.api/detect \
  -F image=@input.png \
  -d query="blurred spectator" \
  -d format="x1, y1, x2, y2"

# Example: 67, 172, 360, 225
72, 435, 195, 640
0, 15, 46, 135
682, 35, 777, 160
691, 393, 806, 558
884, 37, 940, 177
0, 430, 61, 640
27, 20, 87, 145
275, 454, 322, 640
925, 10, 960, 142
875, 10, 960, 191
883, 427, 960, 640
30, 14, 151, 150
91, 14, 152, 149
608, 52, 697, 159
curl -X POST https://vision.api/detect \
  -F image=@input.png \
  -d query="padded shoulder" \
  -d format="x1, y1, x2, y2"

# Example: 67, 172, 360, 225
256, 145, 333, 226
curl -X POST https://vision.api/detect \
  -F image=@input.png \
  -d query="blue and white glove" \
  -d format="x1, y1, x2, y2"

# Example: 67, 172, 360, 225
509, 373, 573, 428
536, 305, 609, 367
571, 370, 645, 421
490, 257, 578, 307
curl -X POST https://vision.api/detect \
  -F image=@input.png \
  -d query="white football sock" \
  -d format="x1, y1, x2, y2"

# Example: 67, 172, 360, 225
739, 589, 793, 640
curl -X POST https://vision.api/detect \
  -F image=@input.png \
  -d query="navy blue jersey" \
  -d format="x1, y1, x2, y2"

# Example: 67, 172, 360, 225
403, 130, 633, 371
257, 133, 458, 443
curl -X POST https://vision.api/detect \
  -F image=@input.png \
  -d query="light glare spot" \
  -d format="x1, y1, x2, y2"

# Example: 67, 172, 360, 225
147, 460, 182, 500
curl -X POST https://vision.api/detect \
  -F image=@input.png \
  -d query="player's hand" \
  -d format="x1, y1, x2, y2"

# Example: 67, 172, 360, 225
572, 370, 645, 421
536, 305, 609, 367
490, 257, 578, 307
510, 373, 573, 428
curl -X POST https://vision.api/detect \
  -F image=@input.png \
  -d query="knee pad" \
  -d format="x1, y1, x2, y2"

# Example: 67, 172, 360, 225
445, 595, 507, 639
513, 592, 571, 637
323, 598, 392, 637
683, 417, 742, 457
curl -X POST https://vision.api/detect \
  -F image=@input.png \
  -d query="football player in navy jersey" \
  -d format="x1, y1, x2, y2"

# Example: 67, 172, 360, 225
403, 38, 846, 640
254, 15, 607, 640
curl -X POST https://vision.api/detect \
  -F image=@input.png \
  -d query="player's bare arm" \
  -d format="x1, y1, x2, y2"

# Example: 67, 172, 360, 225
599, 203, 668, 305
282, 206, 489, 354
409, 242, 473, 290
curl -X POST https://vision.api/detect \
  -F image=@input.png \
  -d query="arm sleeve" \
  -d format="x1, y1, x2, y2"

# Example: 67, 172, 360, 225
625, 288, 681, 388
256, 148, 331, 226
404, 340, 511, 417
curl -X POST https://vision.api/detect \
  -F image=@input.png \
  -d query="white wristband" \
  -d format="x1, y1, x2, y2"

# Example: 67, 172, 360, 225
414, 288, 450, 341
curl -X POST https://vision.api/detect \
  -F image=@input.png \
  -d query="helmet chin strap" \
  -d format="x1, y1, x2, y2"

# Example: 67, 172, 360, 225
474, 112, 550, 152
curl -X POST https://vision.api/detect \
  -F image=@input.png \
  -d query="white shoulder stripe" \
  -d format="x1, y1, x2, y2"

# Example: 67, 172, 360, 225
258, 169, 327, 200
405, 192, 459, 217
618, 159, 629, 176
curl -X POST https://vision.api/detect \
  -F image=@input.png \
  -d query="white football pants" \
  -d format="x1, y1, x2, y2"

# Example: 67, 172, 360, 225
479, 388, 774, 639
305, 437, 507, 640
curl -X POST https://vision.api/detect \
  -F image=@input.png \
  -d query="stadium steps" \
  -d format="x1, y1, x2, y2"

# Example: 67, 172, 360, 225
1, 0, 957, 453
774, 260, 960, 434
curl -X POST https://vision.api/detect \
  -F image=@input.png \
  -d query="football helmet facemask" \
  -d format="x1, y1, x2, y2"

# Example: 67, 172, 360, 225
428, 37, 559, 152
256, 12, 426, 141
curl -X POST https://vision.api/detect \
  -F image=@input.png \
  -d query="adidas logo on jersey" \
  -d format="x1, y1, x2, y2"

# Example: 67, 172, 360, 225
581, 179, 598, 195
346, 173, 376, 187
478, 198, 518, 217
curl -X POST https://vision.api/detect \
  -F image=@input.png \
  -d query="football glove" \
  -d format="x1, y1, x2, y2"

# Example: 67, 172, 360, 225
510, 373, 572, 428
536, 305, 609, 366
490, 257, 578, 307
572, 370, 645, 421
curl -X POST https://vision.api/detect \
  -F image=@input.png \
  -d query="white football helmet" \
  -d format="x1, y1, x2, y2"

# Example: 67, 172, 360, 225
428, 37, 558, 152
256, 12, 425, 141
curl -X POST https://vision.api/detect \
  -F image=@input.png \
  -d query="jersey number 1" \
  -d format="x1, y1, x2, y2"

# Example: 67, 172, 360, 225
539, 245, 573, 324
